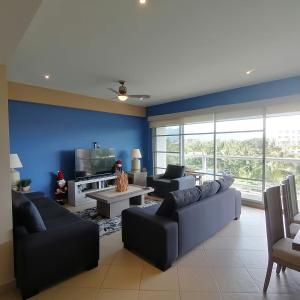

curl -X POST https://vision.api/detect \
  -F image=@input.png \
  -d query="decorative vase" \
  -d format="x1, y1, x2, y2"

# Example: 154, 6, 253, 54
115, 171, 128, 192
22, 186, 31, 192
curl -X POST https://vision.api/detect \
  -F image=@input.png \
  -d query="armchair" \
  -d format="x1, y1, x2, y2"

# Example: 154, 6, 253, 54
147, 165, 196, 197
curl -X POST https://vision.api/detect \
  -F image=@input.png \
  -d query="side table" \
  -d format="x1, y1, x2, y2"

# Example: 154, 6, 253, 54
127, 171, 147, 187
185, 171, 203, 185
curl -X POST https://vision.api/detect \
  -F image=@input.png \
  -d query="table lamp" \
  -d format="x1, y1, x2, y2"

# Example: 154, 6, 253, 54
10, 154, 23, 190
131, 149, 142, 173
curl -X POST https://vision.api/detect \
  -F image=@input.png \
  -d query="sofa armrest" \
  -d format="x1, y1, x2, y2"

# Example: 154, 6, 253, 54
15, 220, 99, 290
122, 207, 178, 270
170, 175, 196, 190
147, 174, 164, 187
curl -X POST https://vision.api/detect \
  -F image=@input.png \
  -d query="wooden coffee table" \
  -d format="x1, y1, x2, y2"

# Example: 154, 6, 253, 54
86, 185, 154, 218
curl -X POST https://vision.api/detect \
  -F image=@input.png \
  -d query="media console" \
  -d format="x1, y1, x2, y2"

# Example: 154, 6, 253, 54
68, 174, 116, 207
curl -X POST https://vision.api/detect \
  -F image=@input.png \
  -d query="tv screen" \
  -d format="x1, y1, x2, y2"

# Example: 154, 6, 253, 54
75, 148, 116, 179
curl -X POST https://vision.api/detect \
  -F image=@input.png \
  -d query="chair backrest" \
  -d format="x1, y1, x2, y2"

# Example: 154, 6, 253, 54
281, 180, 292, 238
264, 186, 285, 253
164, 165, 185, 179
287, 175, 299, 216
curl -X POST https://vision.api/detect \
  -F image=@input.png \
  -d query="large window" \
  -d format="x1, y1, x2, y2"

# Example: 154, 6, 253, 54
152, 110, 300, 203
184, 121, 214, 182
153, 126, 181, 175
265, 114, 300, 199
216, 117, 264, 201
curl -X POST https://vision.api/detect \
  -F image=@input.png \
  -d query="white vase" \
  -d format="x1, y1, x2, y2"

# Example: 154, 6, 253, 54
22, 186, 31, 192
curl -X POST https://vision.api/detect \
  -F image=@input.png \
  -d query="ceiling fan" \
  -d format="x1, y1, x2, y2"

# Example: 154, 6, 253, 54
108, 80, 150, 101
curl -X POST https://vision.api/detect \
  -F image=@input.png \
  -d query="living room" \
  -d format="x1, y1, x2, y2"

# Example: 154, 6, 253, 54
1, 1, 300, 299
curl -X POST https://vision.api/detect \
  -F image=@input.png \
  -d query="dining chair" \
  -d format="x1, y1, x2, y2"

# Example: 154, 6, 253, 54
287, 175, 300, 224
263, 185, 300, 292
281, 180, 300, 238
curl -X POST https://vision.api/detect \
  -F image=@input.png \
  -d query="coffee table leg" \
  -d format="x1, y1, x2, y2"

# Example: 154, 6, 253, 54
97, 199, 130, 218
129, 194, 145, 206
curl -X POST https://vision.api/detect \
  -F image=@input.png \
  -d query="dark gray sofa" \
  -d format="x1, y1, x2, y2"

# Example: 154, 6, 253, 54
147, 165, 196, 197
122, 185, 241, 270
12, 192, 99, 299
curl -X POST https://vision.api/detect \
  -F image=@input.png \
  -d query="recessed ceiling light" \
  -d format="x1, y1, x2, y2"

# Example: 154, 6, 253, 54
139, 0, 146, 5
246, 69, 255, 75
44, 74, 50, 80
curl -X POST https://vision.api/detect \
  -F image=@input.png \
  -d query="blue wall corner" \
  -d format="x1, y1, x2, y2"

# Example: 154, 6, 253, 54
9, 100, 150, 196
147, 75, 300, 116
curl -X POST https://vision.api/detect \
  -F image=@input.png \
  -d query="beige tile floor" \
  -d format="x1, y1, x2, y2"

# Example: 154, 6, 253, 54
2, 206, 300, 300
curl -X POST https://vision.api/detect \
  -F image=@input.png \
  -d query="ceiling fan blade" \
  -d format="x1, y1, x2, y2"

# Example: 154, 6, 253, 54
107, 88, 119, 94
128, 95, 151, 99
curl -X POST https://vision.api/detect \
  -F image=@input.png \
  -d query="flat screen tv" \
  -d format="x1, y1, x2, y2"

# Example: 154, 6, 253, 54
75, 148, 116, 179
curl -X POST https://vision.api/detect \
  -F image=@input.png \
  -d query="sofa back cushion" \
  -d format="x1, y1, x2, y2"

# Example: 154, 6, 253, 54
199, 180, 220, 200
12, 191, 30, 210
18, 200, 47, 233
216, 176, 235, 193
156, 187, 201, 217
164, 165, 185, 179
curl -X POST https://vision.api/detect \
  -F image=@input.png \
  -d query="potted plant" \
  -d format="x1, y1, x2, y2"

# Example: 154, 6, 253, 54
19, 179, 32, 192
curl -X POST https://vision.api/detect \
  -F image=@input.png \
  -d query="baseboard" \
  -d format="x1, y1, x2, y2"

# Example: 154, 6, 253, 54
0, 280, 15, 295
242, 200, 264, 210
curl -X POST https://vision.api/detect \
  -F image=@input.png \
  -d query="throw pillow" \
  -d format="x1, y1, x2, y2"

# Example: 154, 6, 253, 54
216, 176, 235, 192
156, 187, 201, 217
164, 165, 185, 179
199, 180, 220, 200
18, 200, 47, 233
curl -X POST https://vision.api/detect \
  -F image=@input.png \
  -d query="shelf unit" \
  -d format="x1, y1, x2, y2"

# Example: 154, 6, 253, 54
68, 175, 116, 207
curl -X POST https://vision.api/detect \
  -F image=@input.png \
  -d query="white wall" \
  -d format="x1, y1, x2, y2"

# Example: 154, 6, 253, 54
0, 65, 14, 290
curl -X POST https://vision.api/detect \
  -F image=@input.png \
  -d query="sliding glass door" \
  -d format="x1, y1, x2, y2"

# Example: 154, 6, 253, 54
183, 121, 215, 182
215, 117, 264, 202
265, 113, 300, 199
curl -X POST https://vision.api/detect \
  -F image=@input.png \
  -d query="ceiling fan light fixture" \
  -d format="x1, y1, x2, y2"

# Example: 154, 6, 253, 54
118, 95, 128, 101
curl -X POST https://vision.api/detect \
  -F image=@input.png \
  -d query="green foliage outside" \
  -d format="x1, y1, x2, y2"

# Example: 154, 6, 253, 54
164, 136, 300, 197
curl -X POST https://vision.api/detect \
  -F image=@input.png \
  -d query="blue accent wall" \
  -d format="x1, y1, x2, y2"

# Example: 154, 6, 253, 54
147, 75, 300, 116
9, 100, 149, 196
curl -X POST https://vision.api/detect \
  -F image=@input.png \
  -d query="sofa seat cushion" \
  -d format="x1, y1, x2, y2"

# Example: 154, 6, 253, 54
156, 187, 201, 217
164, 165, 185, 179
44, 213, 82, 230
273, 238, 300, 266
199, 181, 220, 200
18, 200, 47, 233
216, 176, 234, 193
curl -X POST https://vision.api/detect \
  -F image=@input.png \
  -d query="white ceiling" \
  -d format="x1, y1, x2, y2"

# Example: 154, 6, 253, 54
0, 0, 41, 64
8, 0, 300, 107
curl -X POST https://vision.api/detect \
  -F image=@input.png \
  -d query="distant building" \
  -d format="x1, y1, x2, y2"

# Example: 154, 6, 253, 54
277, 129, 300, 146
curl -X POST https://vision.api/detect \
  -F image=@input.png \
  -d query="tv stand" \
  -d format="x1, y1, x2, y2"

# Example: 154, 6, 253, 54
68, 175, 116, 207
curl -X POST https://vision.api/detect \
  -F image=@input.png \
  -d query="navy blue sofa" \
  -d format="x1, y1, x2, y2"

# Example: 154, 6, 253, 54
122, 183, 241, 270
12, 192, 99, 299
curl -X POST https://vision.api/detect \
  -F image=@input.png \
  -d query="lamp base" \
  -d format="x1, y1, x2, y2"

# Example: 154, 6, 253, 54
11, 169, 20, 190
131, 159, 141, 173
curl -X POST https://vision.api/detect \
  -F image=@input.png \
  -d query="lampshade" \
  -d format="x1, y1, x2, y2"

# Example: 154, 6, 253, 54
10, 154, 23, 169
131, 149, 142, 159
